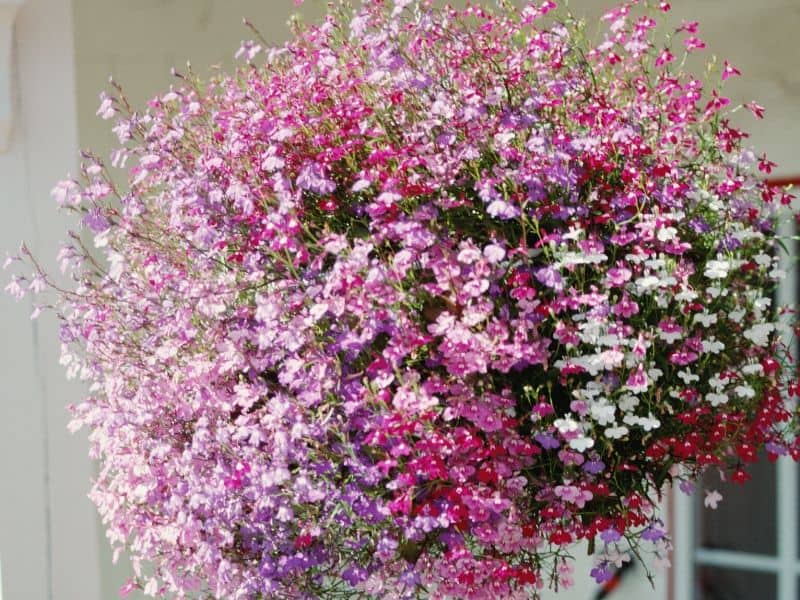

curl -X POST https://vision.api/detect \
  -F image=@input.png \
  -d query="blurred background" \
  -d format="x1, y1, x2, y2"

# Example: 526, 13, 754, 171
1, 0, 799, 598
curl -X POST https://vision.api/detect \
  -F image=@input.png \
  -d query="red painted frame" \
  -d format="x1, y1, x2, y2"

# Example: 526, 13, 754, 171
767, 176, 800, 187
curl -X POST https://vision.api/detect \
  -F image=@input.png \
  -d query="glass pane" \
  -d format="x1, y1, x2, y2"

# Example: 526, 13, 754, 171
696, 567, 776, 600
696, 455, 776, 555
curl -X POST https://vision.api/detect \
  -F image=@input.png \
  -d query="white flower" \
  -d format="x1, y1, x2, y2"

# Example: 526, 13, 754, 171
656, 226, 678, 242
743, 323, 774, 346
635, 275, 660, 293
658, 329, 683, 344
554, 418, 580, 435
108, 251, 125, 282
704, 259, 730, 279
559, 250, 607, 265
602, 548, 632, 569
569, 436, 595, 452
678, 369, 699, 384
709, 375, 727, 390
728, 309, 746, 323
676, 289, 699, 302
308, 301, 329, 323
693, 312, 718, 327
583, 382, 604, 398
351, 178, 371, 192
94, 229, 110, 248
754, 253, 772, 267
604, 425, 629, 440
598, 349, 625, 370
590, 403, 616, 426
623, 414, 661, 432
493, 131, 515, 147
742, 363, 764, 376
734, 385, 755, 399
598, 334, 623, 347
625, 252, 646, 264
769, 267, 786, 279
618, 394, 639, 412
707, 392, 728, 407
732, 228, 763, 242
662, 275, 678, 288
708, 286, 728, 298
754, 296, 771, 313
486, 199, 520, 219
702, 338, 725, 354
639, 415, 661, 431
704, 489, 723, 509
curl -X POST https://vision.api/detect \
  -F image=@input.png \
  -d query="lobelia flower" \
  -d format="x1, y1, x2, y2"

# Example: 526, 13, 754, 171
6, 0, 800, 598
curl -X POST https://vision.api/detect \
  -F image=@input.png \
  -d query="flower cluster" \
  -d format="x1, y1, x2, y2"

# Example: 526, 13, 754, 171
7, 0, 800, 598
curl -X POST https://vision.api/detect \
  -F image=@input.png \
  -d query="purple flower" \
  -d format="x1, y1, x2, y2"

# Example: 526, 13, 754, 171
535, 433, 561, 450
766, 442, 788, 457
535, 266, 564, 290
718, 233, 743, 252
591, 563, 615, 584
296, 161, 336, 194
582, 459, 606, 474
600, 528, 622, 544
688, 217, 711, 233
342, 565, 369, 585
82, 208, 109, 233
641, 524, 666, 542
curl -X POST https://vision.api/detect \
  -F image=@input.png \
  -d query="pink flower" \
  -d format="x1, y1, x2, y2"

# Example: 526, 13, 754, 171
626, 365, 649, 394
655, 49, 674, 67
669, 350, 699, 366
606, 266, 632, 286
684, 36, 706, 51
722, 60, 741, 81
613, 294, 639, 318
746, 101, 766, 119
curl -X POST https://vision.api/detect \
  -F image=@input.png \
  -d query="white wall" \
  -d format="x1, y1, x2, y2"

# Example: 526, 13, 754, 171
0, 0, 102, 599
